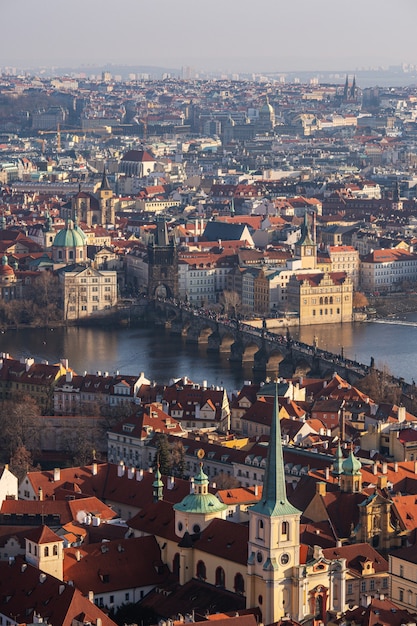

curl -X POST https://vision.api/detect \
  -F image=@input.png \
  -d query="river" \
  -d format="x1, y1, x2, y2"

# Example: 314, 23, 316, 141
0, 315, 416, 391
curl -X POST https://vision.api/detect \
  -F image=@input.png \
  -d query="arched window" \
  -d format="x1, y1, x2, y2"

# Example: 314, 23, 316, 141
324, 297, 328, 305
28, 543, 32, 554
234, 573, 245, 594
53, 545, 58, 556
282, 520, 289, 538
257, 518, 264, 539
319, 297, 323, 305
34, 545, 37, 556
173, 553, 180, 580
330, 296, 333, 304
215, 567, 225, 588
44, 546, 49, 557
315, 594, 324, 620
196, 560, 206, 580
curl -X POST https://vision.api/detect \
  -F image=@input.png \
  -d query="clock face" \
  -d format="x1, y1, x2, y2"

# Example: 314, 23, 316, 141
305, 247, 312, 255
280, 553, 290, 565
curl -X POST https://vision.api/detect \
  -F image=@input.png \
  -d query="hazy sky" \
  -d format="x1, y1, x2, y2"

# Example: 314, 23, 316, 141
2, 0, 417, 73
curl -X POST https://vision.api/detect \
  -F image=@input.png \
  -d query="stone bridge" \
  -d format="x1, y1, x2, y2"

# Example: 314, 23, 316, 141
153, 300, 369, 384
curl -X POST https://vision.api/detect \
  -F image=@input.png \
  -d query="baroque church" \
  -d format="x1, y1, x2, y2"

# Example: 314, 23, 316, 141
70, 169, 115, 227
127, 388, 386, 625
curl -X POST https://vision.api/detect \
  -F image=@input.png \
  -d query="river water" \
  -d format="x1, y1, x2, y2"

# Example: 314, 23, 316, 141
1, 315, 417, 391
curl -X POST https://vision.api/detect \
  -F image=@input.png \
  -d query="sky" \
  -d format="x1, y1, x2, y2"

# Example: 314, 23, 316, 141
2, 0, 417, 74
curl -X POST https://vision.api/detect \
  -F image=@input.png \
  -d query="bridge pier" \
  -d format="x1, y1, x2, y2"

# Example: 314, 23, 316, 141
207, 331, 221, 352
253, 347, 268, 375
229, 339, 244, 364
170, 320, 184, 335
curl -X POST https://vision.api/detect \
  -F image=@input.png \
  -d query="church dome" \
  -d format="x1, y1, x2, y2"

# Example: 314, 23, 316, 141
0, 255, 14, 279
260, 97, 274, 115
53, 219, 86, 248
342, 449, 362, 475
173, 463, 227, 516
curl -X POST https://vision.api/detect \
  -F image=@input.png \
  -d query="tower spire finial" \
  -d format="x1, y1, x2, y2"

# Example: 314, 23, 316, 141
251, 383, 299, 516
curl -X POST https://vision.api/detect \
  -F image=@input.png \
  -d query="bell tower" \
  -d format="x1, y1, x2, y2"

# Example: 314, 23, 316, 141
247, 385, 301, 625
294, 211, 316, 269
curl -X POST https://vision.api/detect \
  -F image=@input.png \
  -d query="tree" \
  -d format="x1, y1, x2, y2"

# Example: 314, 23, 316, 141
154, 434, 172, 475
353, 291, 369, 310
220, 290, 241, 317
211, 472, 240, 489
171, 440, 186, 478
356, 362, 402, 405
9, 444, 39, 482
0, 395, 41, 461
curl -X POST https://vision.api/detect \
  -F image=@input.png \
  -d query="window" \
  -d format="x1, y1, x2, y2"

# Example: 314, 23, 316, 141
347, 583, 353, 595
215, 566, 225, 588
282, 520, 289, 538
399, 589, 404, 602
196, 560, 206, 580
44, 546, 49, 557
257, 519, 264, 539
234, 573, 245, 594
361, 581, 366, 592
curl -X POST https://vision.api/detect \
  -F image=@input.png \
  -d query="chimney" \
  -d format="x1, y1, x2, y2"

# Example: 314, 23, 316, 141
117, 461, 125, 477
168, 476, 175, 490
373, 462, 378, 475
136, 468, 144, 481
76, 550, 81, 562
60, 358, 69, 370
325, 467, 330, 479
88, 591, 94, 603
316, 482, 326, 496
53, 467, 60, 482
38, 487, 43, 502
382, 462, 388, 475
414, 461, 417, 475
394, 461, 398, 472
92, 462, 97, 476
66, 370, 73, 383
378, 475, 387, 489
398, 406, 406, 423
254, 484, 259, 496
127, 467, 135, 480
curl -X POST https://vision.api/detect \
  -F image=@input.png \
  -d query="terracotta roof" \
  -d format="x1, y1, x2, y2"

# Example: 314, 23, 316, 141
0, 557, 116, 626
193, 518, 248, 565
64, 535, 169, 594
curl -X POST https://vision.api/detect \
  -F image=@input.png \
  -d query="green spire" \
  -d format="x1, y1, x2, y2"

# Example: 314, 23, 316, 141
251, 383, 300, 517
298, 210, 315, 247
332, 441, 344, 476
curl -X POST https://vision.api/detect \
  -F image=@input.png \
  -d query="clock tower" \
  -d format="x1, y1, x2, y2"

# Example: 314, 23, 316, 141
246, 385, 301, 625
295, 211, 316, 269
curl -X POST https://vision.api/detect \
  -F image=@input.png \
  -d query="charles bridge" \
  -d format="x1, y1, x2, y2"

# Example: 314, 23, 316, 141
152, 299, 370, 384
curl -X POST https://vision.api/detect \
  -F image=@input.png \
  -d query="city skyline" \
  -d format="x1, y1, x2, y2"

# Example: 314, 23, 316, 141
2, 0, 417, 74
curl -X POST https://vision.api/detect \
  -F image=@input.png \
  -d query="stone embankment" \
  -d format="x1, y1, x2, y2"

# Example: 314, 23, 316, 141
369, 294, 417, 318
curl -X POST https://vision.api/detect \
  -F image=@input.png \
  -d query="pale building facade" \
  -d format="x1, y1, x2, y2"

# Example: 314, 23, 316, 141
60, 266, 117, 320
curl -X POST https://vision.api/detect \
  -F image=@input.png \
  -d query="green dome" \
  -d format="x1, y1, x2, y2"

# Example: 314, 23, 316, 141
342, 450, 362, 475
173, 462, 227, 515
173, 491, 227, 515
53, 219, 86, 248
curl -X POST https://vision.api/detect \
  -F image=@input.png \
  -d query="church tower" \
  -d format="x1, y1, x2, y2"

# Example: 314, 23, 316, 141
247, 386, 301, 625
25, 525, 64, 580
294, 211, 316, 269
147, 218, 179, 299
340, 448, 362, 494
98, 166, 115, 226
